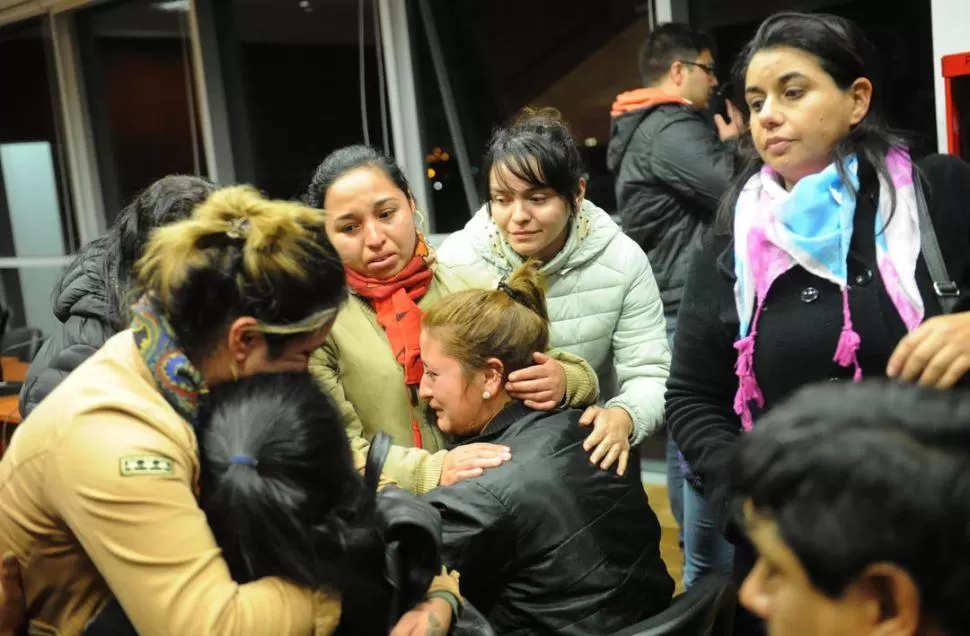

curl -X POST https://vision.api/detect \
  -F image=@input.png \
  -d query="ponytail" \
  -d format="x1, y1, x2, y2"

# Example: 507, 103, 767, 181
201, 372, 391, 633
423, 259, 549, 378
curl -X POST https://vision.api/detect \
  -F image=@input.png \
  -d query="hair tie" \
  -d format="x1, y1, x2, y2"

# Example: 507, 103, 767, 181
226, 217, 251, 240
230, 454, 258, 467
497, 276, 531, 307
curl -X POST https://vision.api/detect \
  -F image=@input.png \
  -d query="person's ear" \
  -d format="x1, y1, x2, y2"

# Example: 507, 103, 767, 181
481, 358, 506, 397
847, 77, 873, 127
854, 563, 921, 636
670, 60, 687, 86
575, 178, 587, 213
226, 317, 263, 365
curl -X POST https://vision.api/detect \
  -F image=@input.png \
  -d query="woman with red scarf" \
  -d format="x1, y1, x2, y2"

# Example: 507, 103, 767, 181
306, 145, 599, 494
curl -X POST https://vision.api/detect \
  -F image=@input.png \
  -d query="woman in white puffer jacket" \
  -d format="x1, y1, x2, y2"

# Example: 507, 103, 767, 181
438, 108, 670, 476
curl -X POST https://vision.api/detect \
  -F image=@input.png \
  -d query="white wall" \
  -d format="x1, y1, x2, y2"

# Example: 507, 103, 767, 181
931, 0, 970, 153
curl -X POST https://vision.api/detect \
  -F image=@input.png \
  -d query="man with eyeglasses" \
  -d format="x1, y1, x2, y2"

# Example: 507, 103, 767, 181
606, 21, 741, 592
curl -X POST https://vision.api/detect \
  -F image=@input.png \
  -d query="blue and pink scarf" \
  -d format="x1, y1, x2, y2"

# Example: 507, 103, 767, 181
732, 148, 923, 430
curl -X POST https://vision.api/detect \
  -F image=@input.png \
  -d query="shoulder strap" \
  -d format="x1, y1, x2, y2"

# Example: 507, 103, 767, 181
365, 431, 394, 492
914, 167, 960, 314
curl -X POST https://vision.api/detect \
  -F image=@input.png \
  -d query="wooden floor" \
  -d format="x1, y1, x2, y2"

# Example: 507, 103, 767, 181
645, 483, 684, 594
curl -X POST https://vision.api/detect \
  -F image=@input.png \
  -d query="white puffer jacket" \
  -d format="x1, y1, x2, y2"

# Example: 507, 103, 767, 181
437, 199, 670, 443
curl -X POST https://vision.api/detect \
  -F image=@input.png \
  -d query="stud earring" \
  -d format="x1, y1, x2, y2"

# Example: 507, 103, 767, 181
482, 391, 491, 400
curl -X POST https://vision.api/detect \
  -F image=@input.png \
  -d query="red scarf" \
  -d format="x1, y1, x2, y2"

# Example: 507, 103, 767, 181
345, 237, 434, 447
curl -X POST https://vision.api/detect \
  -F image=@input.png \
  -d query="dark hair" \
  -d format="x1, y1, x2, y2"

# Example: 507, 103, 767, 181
135, 186, 346, 360
638, 22, 713, 86
304, 144, 413, 209
715, 12, 908, 234
201, 372, 390, 634
58, 175, 216, 331
483, 107, 585, 216
731, 380, 970, 632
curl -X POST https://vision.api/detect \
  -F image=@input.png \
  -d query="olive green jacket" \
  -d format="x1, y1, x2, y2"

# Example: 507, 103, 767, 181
309, 264, 599, 494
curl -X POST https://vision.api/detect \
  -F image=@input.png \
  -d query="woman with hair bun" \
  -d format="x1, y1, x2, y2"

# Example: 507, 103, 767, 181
420, 260, 673, 635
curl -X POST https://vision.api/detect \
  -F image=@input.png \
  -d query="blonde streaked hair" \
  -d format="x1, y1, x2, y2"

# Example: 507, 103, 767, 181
135, 185, 346, 356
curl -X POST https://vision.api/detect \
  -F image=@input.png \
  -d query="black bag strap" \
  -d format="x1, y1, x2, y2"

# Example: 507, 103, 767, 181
914, 168, 960, 314
365, 431, 394, 492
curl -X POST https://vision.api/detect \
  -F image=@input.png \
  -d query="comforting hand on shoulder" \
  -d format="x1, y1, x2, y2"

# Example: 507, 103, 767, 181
390, 597, 453, 636
887, 312, 970, 388
579, 406, 633, 476
505, 352, 567, 410
440, 443, 512, 486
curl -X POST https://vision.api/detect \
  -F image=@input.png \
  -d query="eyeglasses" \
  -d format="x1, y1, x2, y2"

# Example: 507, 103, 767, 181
679, 60, 716, 77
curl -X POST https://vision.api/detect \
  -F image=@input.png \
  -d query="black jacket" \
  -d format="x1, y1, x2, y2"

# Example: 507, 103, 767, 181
666, 153, 970, 528
423, 403, 673, 635
19, 245, 117, 418
607, 100, 735, 315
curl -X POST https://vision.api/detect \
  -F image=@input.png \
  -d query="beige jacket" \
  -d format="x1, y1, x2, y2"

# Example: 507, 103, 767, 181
309, 263, 600, 494
0, 332, 459, 635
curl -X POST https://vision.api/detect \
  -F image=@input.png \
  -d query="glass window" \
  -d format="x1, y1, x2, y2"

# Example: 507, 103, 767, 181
76, 0, 207, 224
0, 17, 77, 334
411, 0, 649, 232
213, 0, 390, 199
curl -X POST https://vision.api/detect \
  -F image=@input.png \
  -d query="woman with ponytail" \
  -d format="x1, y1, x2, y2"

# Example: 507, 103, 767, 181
304, 146, 599, 495
0, 186, 460, 634
200, 373, 390, 635
419, 260, 673, 635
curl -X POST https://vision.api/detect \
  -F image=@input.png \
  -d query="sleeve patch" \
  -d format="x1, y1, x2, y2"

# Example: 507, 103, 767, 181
119, 455, 175, 477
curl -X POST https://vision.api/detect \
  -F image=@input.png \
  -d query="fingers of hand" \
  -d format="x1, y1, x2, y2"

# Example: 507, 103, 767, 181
617, 450, 629, 477
506, 378, 550, 398
523, 399, 557, 411
888, 322, 935, 377
898, 329, 947, 383
454, 444, 511, 470
578, 406, 600, 427
506, 364, 545, 384
937, 355, 970, 389
918, 346, 970, 388
582, 416, 608, 451
599, 444, 623, 471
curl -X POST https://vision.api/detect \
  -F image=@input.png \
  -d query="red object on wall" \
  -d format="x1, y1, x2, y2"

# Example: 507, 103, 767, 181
943, 52, 970, 157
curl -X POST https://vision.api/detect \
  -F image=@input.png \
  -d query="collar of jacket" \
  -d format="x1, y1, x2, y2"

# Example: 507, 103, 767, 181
457, 401, 534, 444
467, 199, 620, 277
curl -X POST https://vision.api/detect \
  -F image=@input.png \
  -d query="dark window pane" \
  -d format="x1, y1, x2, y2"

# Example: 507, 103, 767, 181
215, 0, 390, 200
412, 0, 648, 232
77, 0, 207, 224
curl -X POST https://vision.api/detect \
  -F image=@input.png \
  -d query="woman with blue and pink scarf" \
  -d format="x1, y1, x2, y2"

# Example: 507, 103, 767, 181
666, 12, 970, 632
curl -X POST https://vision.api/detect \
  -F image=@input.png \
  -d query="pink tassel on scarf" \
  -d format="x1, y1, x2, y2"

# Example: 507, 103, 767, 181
734, 304, 766, 432
833, 287, 863, 382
